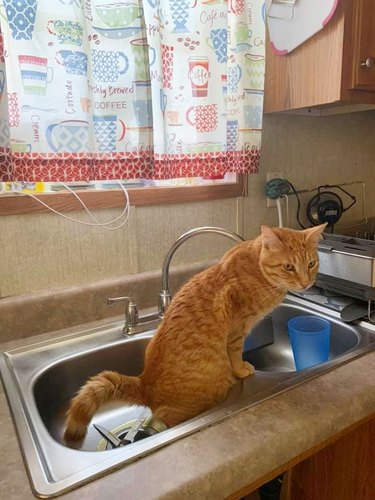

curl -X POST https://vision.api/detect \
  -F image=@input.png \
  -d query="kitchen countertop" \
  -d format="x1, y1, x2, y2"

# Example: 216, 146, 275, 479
0, 326, 374, 500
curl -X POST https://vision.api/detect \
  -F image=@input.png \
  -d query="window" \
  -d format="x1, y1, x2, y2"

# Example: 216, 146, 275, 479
0, 174, 246, 216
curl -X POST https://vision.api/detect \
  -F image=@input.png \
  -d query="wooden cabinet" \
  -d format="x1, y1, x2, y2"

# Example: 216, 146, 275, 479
264, 0, 375, 114
288, 418, 375, 500
351, 0, 375, 91
228, 417, 375, 500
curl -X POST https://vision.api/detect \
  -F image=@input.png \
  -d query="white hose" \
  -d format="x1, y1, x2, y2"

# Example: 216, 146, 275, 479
282, 194, 290, 227
276, 197, 283, 228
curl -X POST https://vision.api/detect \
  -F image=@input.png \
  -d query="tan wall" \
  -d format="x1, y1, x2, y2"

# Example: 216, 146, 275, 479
1, 111, 375, 298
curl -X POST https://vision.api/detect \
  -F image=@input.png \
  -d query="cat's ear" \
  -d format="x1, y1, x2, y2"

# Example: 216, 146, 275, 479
303, 223, 327, 244
261, 225, 285, 251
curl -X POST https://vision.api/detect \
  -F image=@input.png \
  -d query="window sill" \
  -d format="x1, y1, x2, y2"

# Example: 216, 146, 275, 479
0, 176, 246, 216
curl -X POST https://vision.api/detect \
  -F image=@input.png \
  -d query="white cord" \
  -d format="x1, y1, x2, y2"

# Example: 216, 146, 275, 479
59, 182, 130, 227
282, 194, 290, 227
276, 197, 283, 228
13, 181, 130, 230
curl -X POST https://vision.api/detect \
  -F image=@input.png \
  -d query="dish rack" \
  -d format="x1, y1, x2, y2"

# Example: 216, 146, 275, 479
336, 217, 375, 240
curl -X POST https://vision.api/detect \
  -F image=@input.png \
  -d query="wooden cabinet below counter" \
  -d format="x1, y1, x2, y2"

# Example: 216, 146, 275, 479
229, 417, 374, 500
288, 417, 375, 500
264, 0, 375, 114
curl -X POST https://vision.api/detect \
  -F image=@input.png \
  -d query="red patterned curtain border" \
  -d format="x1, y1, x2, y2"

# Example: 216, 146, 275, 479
0, 149, 260, 182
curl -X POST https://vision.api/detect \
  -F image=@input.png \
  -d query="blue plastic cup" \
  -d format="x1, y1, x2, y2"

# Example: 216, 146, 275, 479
287, 315, 331, 371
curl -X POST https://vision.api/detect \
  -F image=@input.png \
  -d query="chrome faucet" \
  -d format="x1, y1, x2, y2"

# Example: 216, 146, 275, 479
158, 226, 245, 317
107, 293, 161, 335
107, 296, 139, 334
109, 226, 244, 334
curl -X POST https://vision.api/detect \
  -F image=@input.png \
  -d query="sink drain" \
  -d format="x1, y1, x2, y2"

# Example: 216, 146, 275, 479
96, 417, 168, 451
96, 420, 137, 451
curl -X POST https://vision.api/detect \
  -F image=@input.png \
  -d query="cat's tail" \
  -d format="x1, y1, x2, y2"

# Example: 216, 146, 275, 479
63, 370, 144, 448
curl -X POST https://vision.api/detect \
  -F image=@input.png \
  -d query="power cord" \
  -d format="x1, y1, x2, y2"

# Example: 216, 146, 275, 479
285, 180, 306, 229
265, 178, 306, 229
12, 181, 130, 230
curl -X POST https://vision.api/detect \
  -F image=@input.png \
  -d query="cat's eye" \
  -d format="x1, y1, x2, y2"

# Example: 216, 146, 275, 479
284, 263, 295, 272
308, 260, 316, 269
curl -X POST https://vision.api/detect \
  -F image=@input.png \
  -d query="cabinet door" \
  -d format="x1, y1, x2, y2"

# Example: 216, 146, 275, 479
351, 0, 375, 90
289, 419, 375, 500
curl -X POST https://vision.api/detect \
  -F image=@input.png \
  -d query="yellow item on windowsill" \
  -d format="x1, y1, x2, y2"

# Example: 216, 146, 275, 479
3, 182, 45, 193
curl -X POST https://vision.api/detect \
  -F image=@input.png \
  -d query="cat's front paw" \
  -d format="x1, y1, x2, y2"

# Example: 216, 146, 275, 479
232, 361, 255, 379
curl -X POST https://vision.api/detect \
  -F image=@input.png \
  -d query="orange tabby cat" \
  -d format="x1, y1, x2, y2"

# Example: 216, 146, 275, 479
64, 224, 326, 447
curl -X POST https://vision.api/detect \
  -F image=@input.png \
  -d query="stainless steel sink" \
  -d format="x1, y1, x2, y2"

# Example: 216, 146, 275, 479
1, 294, 374, 497
244, 306, 360, 373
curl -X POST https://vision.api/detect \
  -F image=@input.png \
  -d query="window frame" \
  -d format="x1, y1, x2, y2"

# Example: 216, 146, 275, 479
0, 174, 246, 216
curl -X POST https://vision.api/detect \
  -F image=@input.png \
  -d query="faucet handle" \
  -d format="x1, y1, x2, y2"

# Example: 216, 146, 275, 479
107, 296, 139, 332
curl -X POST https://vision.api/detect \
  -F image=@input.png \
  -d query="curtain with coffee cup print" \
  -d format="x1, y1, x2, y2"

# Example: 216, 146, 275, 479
0, 0, 265, 181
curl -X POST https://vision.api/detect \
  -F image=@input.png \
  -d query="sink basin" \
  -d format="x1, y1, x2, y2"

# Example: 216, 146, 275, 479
243, 307, 360, 373
1, 294, 374, 497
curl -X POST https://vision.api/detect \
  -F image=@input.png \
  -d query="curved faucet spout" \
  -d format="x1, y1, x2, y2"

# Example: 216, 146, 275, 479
158, 226, 245, 318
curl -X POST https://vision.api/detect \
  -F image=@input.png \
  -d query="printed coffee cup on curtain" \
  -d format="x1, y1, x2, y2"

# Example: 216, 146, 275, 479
227, 64, 242, 93
95, 2, 143, 28
243, 104, 262, 130
227, 120, 239, 151
131, 38, 156, 83
18, 55, 54, 95
47, 20, 83, 46
233, 23, 252, 51
56, 50, 88, 76
4, 0, 38, 40
93, 115, 126, 153
207, 28, 227, 64
167, 110, 181, 126
46, 120, 90, 152
169, 0, 190, 34
186, 104, 218, 133
92, 50, 129, 83
188, 56, 210, 98
245, 54, 265, 90
235, 23, 251, 44
228, 0, 245, 15
132, 99, 153, 128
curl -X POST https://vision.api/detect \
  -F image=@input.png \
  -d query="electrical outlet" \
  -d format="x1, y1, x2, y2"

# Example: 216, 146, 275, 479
266, 171, 285, 208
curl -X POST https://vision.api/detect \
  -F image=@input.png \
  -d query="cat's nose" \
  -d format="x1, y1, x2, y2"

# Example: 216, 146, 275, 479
300, 280, 311, 289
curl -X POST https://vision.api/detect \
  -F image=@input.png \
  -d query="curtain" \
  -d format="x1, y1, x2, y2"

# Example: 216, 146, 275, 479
0, 0, 265, 181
